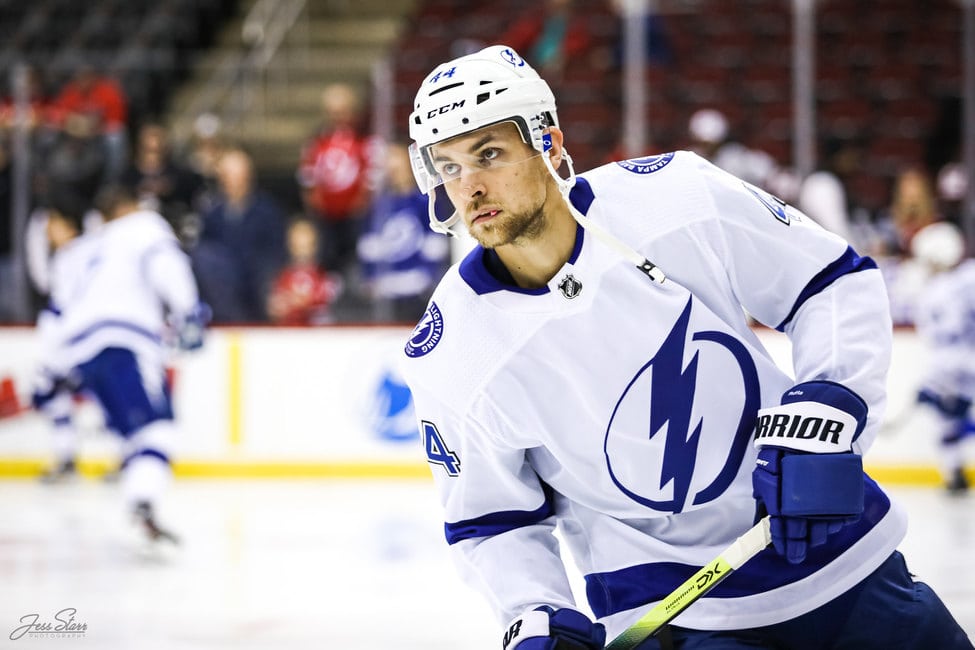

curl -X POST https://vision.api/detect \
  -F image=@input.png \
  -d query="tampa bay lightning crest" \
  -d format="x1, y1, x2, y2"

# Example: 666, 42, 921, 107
405, 302, 444, 358
499, 47, 526, 68
604, 297, 760, 513
616, 152, 675, 174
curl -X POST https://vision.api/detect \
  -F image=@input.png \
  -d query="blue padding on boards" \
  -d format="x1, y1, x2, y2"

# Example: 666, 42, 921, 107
780, 453, 863, 517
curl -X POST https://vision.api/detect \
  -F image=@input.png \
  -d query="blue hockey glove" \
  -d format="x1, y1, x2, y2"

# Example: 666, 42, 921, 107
752, 381, 868, 564
172, 302, 212, 351
502, 606, 606, 650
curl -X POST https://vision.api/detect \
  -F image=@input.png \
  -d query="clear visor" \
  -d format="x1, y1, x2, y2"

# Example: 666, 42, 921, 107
409, 141, 545, 229
409, 142, 543, 193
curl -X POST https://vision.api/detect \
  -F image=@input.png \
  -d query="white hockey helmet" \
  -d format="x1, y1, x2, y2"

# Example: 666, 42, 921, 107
408, 45, 560, 234
911, 221, 966, 270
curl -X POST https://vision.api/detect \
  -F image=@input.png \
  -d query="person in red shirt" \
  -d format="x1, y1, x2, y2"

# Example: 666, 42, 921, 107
297, 82, 377, 276
52, 64, 129, 181
267, 217, 343, 325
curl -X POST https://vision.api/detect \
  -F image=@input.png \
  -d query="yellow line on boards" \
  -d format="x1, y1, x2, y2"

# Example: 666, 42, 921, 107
865, 465, 945, 486
227, 333, 243, 447
0, 459, 963, 485
173, 461, 432, 480
0, 459, 432, 480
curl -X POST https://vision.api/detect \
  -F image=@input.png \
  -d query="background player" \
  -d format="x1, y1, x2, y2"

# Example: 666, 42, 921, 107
909, 221, 975, 495
29, 191, 94, 483
402, 45, 973, 649
51, 183, 209, 545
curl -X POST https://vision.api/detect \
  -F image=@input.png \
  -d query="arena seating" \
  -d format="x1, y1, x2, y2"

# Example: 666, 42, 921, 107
391, 0, 963, 210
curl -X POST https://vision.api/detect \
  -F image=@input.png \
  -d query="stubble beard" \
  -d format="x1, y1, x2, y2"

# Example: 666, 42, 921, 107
469, 199, 547, 249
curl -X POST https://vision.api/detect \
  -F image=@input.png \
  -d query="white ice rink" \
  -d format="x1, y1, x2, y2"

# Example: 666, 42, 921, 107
1, 478, 972, 649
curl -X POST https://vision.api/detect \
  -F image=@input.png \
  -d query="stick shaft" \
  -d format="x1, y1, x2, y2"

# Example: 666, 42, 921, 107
605, 517, 772, 650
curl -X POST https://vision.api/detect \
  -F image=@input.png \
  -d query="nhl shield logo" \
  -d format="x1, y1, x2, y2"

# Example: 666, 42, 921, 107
558, 274, 583, 299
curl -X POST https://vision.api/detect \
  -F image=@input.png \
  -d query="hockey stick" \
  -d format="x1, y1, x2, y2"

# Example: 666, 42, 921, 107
546, 153, 771, 647
605, 516, 772, 650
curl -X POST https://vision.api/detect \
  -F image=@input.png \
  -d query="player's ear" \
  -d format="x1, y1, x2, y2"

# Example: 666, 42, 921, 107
544, 127, 564, 167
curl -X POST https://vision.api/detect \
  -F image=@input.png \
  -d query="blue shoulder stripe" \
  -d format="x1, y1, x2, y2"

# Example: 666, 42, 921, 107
776, 247, 877, 331
445, 484, 555, 545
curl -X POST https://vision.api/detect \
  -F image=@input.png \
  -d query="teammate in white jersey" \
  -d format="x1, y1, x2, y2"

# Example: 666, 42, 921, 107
910, 222, 975, 494
30, 192, 95, 483
401, 46, 973, 649
53, 183, 210, 545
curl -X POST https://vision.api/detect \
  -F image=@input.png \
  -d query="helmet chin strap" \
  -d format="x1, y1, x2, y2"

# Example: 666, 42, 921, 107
544, 148, 668, 284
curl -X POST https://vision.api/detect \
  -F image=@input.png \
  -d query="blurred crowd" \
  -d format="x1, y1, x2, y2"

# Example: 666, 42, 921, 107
0, 63, 451, 326
682, 105, 971, 329
0, 0, 970, 330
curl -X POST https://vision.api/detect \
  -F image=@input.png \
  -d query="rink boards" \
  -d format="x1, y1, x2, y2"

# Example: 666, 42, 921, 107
0, 325, 963, 484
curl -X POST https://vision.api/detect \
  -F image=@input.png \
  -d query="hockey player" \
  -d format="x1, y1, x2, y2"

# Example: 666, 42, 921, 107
30, 191, 95, 483
52, 183, 209, 545
401, 46, 973, 649
910, 221, 975, 495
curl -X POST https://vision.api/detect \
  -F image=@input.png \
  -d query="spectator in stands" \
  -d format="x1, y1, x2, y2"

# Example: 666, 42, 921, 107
51, 63, 128, 182
357, 142, 450, 323
185, 113, 225, 208
798, 138, 864, 244
497, 0, 593, 82
120, 122, 204, 230
874, 167, 943, 326
41, 110, 107, 207
879, 167, 941, 257
267, 217, 342, 326
298, 82, 377, 278
193, 148, 286, 323
686, 108, 778, 191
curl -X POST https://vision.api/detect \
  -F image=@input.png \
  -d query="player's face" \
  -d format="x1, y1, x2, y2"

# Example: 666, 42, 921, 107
430, 122, 552, 248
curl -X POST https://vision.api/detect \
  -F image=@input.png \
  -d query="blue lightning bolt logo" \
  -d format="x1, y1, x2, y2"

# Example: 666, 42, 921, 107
650, 300, 702, 512
604, 298, 759, 513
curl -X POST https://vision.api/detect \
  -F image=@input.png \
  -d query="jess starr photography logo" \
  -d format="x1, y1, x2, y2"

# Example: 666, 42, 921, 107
9, 608, 87, 640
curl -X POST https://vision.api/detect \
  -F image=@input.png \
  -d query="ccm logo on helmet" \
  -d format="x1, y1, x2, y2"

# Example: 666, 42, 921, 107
754, 413, 845, 445
427, 100, 466, 119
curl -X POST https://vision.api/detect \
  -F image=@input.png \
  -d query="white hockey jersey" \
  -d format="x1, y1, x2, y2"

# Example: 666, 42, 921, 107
914, 258, 975, 400
52, 209, 200, 373
402, 151, 906, 637
33, 232, 102, 386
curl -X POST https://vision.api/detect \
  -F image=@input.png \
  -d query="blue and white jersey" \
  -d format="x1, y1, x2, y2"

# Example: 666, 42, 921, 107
914, 259, 975, 400
358, 191, 450, 299
33, 233, 101, 383
401, 152, 905, 636
53, 210, 200, 372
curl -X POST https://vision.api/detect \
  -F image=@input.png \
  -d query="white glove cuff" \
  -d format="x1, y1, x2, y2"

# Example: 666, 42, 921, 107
502, 609, 551, 650
754, 401, 857, 453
